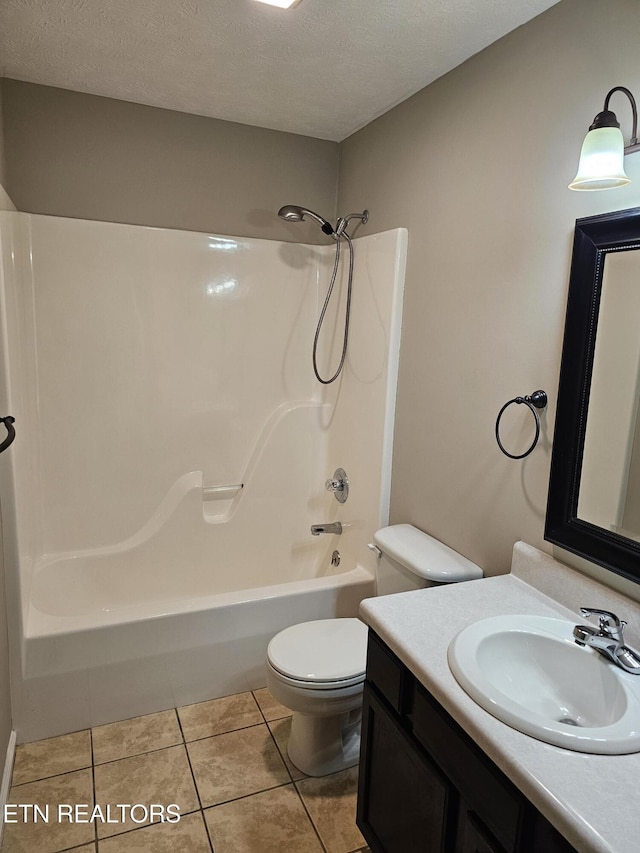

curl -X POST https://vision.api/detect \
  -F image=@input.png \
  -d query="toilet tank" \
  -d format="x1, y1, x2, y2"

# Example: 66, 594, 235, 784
372, 524, 483, 596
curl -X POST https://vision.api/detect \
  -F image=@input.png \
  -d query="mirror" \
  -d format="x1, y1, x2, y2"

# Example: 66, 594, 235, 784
546, 207, 640, 584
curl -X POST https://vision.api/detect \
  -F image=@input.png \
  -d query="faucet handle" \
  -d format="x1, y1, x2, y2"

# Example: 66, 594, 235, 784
579, 607, 626, 635
325, 468, 349, 504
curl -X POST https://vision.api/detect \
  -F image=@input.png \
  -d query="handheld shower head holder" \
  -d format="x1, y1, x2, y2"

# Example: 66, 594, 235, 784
334, 210, 369, 238
275, 202, 369, 384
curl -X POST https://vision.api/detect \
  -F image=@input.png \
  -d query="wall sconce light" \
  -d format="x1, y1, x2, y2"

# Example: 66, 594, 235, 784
569, 86, 640, 191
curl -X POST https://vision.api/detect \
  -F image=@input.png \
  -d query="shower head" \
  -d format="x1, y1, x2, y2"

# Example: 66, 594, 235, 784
277, 205, 335, 236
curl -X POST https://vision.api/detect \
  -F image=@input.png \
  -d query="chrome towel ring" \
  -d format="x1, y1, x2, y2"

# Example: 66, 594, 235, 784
495, 391, 547, 459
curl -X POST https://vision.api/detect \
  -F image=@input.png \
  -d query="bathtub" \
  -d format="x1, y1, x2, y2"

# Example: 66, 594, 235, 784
20, 562, 374, 742
17, 411, 376, 740
15, 401, 380, 741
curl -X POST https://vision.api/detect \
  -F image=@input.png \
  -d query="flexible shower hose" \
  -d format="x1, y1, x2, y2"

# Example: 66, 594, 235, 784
312, 232, 354, 384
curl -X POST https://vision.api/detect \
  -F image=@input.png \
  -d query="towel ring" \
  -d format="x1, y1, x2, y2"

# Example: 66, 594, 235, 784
0, 416, 15, 455
495, 390, 547, 459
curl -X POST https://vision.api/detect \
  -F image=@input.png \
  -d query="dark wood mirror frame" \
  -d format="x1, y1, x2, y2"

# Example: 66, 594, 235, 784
546, 206, 640, 585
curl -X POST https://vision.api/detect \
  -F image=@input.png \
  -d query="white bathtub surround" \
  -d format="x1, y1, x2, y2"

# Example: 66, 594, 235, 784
359, 542, 640, 853
0, 212, 406, 741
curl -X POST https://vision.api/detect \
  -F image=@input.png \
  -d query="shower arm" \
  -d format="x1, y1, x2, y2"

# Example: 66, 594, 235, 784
334, 210, 369, 239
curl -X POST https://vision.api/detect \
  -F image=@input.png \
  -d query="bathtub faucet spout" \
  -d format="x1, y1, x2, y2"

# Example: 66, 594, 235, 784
311, 522, 342, 536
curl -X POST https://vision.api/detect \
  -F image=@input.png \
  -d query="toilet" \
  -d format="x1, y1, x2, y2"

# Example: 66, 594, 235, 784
266, 523, 483, 776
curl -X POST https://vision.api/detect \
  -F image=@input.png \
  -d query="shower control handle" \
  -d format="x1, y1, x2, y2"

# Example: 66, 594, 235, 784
325, 468, 349, 503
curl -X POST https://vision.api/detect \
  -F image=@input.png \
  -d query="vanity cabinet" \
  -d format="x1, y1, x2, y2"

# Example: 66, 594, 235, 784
357, 631, 577, 853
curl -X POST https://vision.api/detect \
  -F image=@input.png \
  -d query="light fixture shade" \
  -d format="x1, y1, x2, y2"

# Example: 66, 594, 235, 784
254, 0, 301, 7
569, 126, 630, 191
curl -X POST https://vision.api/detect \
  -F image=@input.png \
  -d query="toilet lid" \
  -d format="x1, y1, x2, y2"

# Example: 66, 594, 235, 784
267, 618, 368, 683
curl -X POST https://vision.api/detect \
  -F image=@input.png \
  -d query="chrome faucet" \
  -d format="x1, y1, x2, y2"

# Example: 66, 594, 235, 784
573, 607, 640, 674
310, 522, 342, 536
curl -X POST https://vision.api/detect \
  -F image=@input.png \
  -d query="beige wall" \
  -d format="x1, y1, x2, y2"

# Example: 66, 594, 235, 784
338, 0, 640, 578
3, 0, 640, 593
0, 81, 13, 760
0, 84, 6, 187
0, 83, 15, 211
0, 521, 12, 759
0, 79, 338, 242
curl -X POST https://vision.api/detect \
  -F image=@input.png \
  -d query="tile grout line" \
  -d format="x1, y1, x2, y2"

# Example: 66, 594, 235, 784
91, 810, 205, 848
175, 707, 209, 817
10, 740, 191, 786
174, 705, 213, 853
89, 728, 98, 851
263, 716, 295, 785
96, 806, 203, 845
172, 705, 211, 852
92, 740, 183, 767
9, 766, 93, 788
292, 781, 329, 853
175, 713, 203, 810
251, 689, 269, 725
202, 779, 294, 811
252, 688, 292, 727
50, 840, 100, 852
261, 716, 328, 853
66, 841, 99, 852
199, 807, 216, 853
262, 721, 329, 848
174, 707, 215, 853
179, 720, 267, 748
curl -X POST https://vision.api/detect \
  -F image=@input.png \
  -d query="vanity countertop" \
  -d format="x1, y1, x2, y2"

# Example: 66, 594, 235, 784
359, 542, 640, 853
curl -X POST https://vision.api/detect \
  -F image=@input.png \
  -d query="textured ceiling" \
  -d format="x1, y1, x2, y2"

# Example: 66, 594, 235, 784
0, 0, 559, 141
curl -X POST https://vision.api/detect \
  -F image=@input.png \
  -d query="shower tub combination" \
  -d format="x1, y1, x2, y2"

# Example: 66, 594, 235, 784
0, 211, 407, 741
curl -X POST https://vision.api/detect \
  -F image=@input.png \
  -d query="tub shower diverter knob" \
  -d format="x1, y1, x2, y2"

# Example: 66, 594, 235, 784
325, 468, 349, 503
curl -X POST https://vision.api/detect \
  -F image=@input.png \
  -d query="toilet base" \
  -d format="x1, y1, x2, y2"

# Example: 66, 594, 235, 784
288, 706, 362, 777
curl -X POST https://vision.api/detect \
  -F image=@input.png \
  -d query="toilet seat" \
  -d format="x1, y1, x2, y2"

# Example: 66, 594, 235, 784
267, 618, 368, 689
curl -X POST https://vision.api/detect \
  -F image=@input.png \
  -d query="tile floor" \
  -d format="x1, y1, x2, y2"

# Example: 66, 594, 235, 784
1, 688, 371, 853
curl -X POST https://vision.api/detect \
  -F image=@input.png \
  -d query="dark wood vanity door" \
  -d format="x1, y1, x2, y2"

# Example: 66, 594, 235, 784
457, 810, 506, 853
358, 631, 579, 853
357, 682, 454, 853
410, 681, 522, 853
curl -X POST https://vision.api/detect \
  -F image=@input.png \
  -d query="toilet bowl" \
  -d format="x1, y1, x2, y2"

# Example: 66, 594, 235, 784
265, 524, 483, 776
266, 618, 368, 777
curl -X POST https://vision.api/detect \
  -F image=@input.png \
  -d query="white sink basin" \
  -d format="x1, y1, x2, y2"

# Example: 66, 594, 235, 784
447, 614, 640, 754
